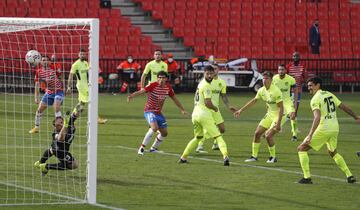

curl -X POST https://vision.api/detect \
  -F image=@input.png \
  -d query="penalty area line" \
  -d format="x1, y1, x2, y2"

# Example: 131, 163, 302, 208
114, 145, 357, 184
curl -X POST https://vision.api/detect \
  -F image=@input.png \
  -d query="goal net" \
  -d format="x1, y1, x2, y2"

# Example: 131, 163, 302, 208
0, 18, 98, 206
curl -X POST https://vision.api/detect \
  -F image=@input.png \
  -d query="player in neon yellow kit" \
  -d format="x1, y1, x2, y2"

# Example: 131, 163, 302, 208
234, 71, 284, 163
297, 77, 360, 184
272, 64, 298, 141
66, 49, 107, 124
140, 49, 168, 88
179, 65, 230, 166
195, 64, 237, 153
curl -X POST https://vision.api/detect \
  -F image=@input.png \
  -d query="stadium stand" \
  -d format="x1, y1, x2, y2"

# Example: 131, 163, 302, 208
0, 0, 159, 58
137, 0, 360, 59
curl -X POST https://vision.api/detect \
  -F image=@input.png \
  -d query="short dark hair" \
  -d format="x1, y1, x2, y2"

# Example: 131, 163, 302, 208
52, 116, 64, 126
157, 71, 168, 77
79, 48, 86, 53
204, 65, 215, 72
262, 71, 273, 78
278, 64, 285, 68
154, 49, 162, 53
307, 77, 322, 87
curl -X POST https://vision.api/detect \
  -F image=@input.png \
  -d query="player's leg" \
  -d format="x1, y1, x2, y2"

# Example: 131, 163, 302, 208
326, 133, 356, 183
53, 91, 64, 118
245, 114, 270, 162
29, 96, 49, 133
212, 122, 225, 150
150, 114, 168, 152
291, 92, 301, 139
138, 112, 159, 155
297, 130, 327, 184
264, 116, 286, 163
34, 148, 54, 169
201, 117, 229, 165
179, 117, 204, 163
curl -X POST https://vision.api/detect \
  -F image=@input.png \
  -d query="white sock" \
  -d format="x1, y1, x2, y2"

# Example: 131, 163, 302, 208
35, 111, 42, 128
151, 133, 165, 149
141, 128, 154, 147
55, 111, 62, 117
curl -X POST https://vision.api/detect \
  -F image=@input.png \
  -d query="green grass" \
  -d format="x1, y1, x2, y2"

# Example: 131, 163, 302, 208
1, 92, 360, 210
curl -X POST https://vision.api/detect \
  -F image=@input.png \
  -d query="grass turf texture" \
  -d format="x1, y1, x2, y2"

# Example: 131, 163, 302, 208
1, 92, 360, 210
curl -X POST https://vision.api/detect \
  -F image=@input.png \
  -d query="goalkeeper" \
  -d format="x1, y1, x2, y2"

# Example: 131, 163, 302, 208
34, 110, 79, 175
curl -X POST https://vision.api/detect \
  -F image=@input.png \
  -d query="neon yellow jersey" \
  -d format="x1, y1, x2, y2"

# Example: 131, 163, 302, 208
210, 77, 227, 108
143, 60, 168, 83
255, 84, 283, 117
273, 74, 296, 101
70, 59, 89, 91
310, 90, 341, 131
193, 79, 213, 116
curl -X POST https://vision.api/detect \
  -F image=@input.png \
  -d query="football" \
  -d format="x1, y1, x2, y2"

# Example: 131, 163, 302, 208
25, 50, 41, 66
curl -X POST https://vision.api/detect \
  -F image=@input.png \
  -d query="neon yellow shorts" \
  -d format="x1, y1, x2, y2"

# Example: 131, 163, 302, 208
259, 113, 286, 129
309, 129, 338, 152
212, 110, 224, 125
78, 88, 89, 103
283, 100, 295, 115
192, 114, 220, 138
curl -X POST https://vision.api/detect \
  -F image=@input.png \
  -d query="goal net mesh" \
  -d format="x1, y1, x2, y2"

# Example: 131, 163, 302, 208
0, 19, 93, 205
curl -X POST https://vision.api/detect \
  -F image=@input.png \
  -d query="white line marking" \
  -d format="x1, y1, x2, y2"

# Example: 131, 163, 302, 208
0, 181, 125, 210
114, 145, 358, 184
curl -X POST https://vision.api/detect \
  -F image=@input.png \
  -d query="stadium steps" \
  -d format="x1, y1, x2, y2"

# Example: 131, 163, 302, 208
112, 0, 193, 59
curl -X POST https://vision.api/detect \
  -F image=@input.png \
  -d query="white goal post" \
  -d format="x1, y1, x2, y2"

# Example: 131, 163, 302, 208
0, 17, 98, 205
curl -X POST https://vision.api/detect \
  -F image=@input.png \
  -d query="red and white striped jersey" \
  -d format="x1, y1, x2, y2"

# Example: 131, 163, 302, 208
144, 82, 174, 114
34, 66, 63, 94
286, 62, 307, 91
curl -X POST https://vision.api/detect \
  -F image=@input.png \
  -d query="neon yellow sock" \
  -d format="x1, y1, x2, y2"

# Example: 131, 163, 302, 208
181, 138, 200, 159
298, 151, 311, 178
215, 136, 228, 158
268, 145, 276, 157
333, 153, 352, 177
198, 138, 205, 146
252, 142, 260, 158
291, 119, 298, 136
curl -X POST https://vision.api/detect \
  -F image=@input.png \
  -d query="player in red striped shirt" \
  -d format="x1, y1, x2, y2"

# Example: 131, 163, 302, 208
127, 71, 188, 155
286, 52, 307, 141
29, 55, 64, 134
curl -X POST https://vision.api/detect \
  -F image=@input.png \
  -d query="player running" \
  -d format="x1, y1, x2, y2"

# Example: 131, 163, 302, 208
34, 110, 79, 175
273, 64, 298, 141
195, 64, 237, 153
29, 55, 64, 134
234, 71, 284, 163
179, 65, 230, 166
297, 77, 360, 184
127, 71, 188, 155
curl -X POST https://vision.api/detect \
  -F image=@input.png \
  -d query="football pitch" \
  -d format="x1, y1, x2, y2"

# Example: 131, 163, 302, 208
1, 92, 360, 210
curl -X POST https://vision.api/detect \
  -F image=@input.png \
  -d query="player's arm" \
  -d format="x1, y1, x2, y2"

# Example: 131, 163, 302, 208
220, 93, 237, 113
66, 72, 74, 94
338, 103, 360, 122
34, 82, 40, 104
275, 101, 284, 131
127, 89, 146, 102
304, 109, 321, 144
170, 95, 189, 116
141, 64, 150, 89
205, 98, 218, 112
234, 97, 257, 117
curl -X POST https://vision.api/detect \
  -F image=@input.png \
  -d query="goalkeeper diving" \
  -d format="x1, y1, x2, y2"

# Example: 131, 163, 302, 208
34, 110, 80, 175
